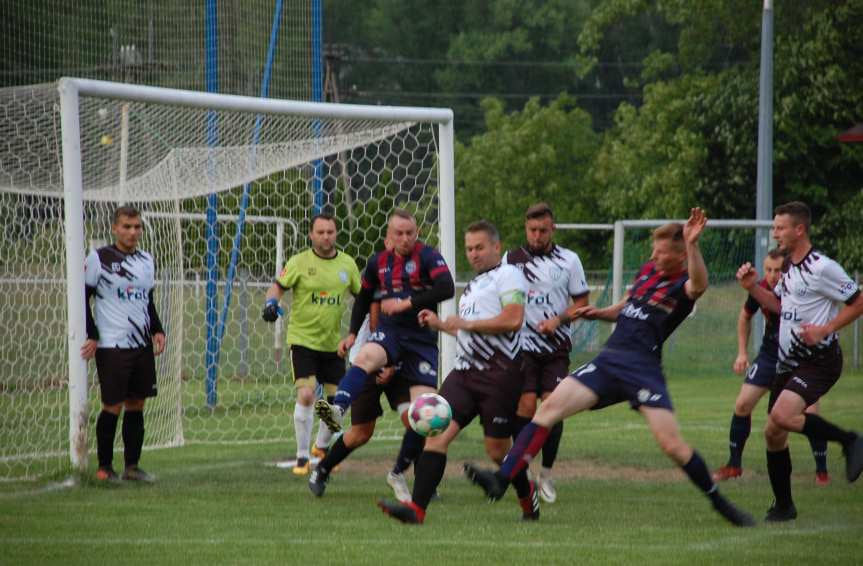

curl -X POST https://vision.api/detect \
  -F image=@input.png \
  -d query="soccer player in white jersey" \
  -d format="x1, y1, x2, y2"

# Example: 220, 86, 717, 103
737, 201, 863, 521
81, 206, 166, 482
378, 220, 538, 524
503, 203, 589, 502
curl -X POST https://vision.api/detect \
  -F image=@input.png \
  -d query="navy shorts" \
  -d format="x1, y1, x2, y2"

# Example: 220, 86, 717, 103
569, 348, 674, 412
521, 350, 570, 395
368, 322, 438, 388
743, 349, 778, 389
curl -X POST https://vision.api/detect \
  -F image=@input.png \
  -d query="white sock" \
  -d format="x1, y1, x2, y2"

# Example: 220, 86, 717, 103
294, 403, 313, 460
315, 420, 334, 450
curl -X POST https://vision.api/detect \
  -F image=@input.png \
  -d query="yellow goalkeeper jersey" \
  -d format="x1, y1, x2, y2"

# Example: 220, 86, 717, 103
276, 249, 361, 352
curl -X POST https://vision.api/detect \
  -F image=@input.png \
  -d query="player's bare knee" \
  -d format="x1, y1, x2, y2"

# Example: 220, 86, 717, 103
345, 423, 374, 448
102, 403, 122, 415
124, 398, 145, 412
517, 393, 537, 418
734, 398, 754, 416
295, 387, 315, 406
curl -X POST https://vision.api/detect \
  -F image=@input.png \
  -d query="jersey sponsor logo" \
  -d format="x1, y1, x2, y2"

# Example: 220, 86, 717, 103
621, 303, 650, 320
117, 286, 147, 301
637, 388, 663, 403
526, 289, 551, 305
311, 291, 341, 306
339, 270, 349, 283
459, 303, 480, 317
405, 260, 417, 274
781, 308, 803, 322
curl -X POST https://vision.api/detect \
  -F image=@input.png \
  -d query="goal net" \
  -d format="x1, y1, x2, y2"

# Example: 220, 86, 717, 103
0, 79, 455, 479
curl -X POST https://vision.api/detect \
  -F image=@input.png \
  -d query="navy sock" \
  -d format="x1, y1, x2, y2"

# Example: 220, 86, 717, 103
808, 437, 828, 473
96, 410, 119, 469
500, 422, 550, 480
412, 450, 447, 510
681, 451, 720, 505
333, 366, 369, 410
541, 421, 564, 469
318, 435, 353, 474
122, 410, 144, 468
393, 428, 425, 475
766, 448, 793, 508
801, 413, 855, 448
727, 413, 751, 468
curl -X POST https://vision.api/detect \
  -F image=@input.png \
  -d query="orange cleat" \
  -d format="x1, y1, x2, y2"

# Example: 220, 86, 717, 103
712, 466, 743, 481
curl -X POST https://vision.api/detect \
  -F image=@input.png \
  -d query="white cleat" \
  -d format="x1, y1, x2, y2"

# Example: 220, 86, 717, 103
537, 473, 557, 504
387, 471, 412, 503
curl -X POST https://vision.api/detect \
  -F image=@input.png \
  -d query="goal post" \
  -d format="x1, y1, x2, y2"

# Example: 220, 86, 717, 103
1, 78, 456, 478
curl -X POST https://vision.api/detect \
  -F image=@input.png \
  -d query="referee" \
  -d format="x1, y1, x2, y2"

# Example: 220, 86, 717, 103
81, 206, 166, 482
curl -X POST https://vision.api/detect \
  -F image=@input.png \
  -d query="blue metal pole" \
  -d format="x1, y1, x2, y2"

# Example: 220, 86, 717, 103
214, 0, 284, 357
204, 0, 220, 407
311, 0, 324, 214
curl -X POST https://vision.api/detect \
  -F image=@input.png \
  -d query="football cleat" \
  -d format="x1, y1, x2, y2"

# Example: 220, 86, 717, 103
121, 466, 155, 482
314, 399, 343, 433
815, 471, 830, 486
712, 466, 743, 481
520, 482, 540, 521
311, 445, 328, 460
463, 463, 507, 502
843, 434, 863, 483
308, 467, 330, 497
712, 494, 756, 527
387, 471, 411, 503
377, 499, 424, 524
292, 457, 311, 476
537, 473, 557, 504
95, 467, 120, 483
765, 501, 797, 522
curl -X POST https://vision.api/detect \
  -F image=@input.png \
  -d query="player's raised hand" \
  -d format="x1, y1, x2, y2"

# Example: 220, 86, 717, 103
736, 262, 758, 290
153, 332, 166, 356
732, 353, 749, 375
683, 207, 707, 245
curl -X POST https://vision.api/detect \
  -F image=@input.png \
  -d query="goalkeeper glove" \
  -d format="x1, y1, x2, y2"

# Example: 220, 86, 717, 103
262, 299, 283, 322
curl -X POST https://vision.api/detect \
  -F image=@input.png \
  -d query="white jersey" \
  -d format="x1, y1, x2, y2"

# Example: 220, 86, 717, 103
504, 244, 589, 353
84, 245, 161, 349
774, 248, 860, 372
455, 263, 527, 371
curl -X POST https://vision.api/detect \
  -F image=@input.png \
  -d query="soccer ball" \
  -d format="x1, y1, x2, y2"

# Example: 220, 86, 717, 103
408, 393, 452, 437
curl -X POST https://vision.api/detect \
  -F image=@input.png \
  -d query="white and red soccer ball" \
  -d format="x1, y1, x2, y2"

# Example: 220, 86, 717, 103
408, 393, 452, 437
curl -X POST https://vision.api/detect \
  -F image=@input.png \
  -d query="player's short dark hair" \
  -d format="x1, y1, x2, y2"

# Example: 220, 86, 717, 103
389, 208, 416, 224
310, 213, 337, 231
652, 223, 685, 250
766, 248, 787, 261
525, 202, 554, 221
465, 219, 500, 242
774, 201, 811, 233
112, 205, 141, 225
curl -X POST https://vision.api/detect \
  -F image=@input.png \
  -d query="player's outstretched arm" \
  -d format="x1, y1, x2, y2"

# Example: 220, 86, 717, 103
573, 296, 627, 322
737, 263, 780, 314
683, 207, 708, 300
538, 293, 589, 335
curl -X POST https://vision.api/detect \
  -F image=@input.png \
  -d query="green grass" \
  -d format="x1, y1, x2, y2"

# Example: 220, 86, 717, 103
2, 370, 862, 565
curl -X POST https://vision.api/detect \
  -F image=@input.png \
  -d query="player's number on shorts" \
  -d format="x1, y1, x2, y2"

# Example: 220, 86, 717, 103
574, 363, 597, 377
746, 363, 758, 381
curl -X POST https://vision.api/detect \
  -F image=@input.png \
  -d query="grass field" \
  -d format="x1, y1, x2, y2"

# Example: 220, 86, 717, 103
2, 369, 862, 565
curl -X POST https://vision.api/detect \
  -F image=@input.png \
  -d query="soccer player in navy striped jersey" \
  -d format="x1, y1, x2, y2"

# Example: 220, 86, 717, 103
378, 220, 537, 524
465, 208, 756, 527
504, 203, 590, 503
81, 206, 166, 482
737, 201, 863, 521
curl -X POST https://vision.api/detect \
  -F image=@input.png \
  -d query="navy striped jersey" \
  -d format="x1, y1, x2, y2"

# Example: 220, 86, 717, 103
84, 245, 163, 349
361, 241, 450, 332
604, 261, 694, 358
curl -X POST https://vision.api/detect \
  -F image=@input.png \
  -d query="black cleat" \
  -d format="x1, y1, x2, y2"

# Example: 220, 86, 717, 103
314, 399, 343, 433
308, 467, 330, 497
463, 463, 507, 502
712, 494, 755, 527
377, 498, 424, 524
121, 466, 155, 482
764, 501, 797, 522
843, 434, 863, 483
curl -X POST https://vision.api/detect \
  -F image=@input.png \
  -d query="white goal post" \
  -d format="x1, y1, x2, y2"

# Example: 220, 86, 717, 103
9, 78, 458, 476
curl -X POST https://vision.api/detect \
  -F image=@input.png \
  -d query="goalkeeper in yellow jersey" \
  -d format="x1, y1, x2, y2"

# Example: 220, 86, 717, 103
262, 213, 361, 475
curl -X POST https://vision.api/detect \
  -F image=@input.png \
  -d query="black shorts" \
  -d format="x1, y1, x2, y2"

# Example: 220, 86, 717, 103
438, 354, 524, 439
768, 343, 843, 410
350, 371, 411, 425
289, 345, 344, 386
95, 346, 157, 405
521, 350, 570, 395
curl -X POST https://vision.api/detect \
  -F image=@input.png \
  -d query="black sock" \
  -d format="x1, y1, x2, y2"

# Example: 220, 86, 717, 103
96, 410, 119, 469
681, 450, 721, 505
511, 467, 532, 499
801, 414, 855, 448
393, 428, 425, 475
122, 410, 144, 468
318, 435, 353, 474
511, 415, 532, 442
412, 450, 446, 510
766, 448, 793, 508
808, 437, 828, 473
727, 413, 751, 468
541, 422, 564, 469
